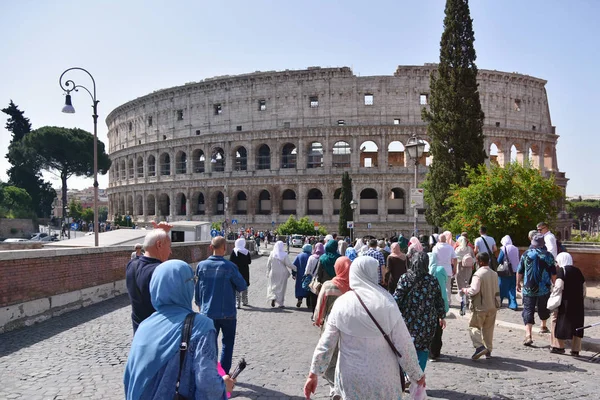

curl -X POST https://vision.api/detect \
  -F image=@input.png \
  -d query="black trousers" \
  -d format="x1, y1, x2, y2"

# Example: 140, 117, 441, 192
306, 292, 317, 311
429, 323, 443, 358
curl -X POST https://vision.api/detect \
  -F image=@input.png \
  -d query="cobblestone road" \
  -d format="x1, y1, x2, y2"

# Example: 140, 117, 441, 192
1, 246, 599, 399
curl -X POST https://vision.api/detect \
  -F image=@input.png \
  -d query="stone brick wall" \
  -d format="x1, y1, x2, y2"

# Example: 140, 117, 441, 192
0, 218, 36, 238
0, 241, 233, 308
517, 246, 600, 281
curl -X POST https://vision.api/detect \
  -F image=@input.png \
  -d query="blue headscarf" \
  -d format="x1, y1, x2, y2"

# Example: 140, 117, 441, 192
302, 244, 313, 254
345, 247, 358, 261
124, 260, 215, 400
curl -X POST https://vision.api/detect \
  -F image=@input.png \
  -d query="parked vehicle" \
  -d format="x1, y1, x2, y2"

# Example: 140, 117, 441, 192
29, 233, 49, 241
3, 238, 28, 243
291, 234, 304, 247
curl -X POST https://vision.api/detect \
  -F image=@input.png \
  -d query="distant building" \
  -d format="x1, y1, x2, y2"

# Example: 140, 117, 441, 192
51, 187, 109, 219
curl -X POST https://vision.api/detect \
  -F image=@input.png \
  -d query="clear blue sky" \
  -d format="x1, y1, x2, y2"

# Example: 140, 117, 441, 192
0, 0, 595, 195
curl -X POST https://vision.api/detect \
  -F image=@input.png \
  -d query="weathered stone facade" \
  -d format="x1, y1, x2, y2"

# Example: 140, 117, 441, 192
105, 65, 568, 237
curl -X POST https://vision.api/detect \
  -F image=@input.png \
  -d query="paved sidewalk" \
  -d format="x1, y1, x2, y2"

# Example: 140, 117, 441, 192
1, 251, 599, 399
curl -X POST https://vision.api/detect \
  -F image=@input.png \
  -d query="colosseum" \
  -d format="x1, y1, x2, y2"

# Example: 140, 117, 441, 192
105, 64, 570, 238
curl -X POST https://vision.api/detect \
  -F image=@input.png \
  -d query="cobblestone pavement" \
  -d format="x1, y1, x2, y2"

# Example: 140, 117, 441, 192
1, 246, 598, 399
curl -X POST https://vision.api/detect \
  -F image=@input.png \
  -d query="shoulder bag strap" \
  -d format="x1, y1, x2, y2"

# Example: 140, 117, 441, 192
481, 236, 493, 255
353, 292, 401, 359
175, 313, 196, 397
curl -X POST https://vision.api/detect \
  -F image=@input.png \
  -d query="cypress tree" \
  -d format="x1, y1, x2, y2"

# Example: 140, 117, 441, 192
338, 172, 353, 237
422, 0, 486, 227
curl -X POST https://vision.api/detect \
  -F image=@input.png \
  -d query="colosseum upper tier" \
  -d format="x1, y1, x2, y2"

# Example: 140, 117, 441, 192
106, 64, 568, 237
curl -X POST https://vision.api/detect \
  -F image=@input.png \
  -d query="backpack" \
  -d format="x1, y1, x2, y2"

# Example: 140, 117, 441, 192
462, 253, 474, 268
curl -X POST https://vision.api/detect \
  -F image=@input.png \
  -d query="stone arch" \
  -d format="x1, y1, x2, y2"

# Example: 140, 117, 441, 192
127, 159, 134, 179
146, 194, 156, 216
135, 194, 143, 216
192, 192, 205, 215
307, 188, 323, 215
118, 195, 125, 215
158, 193, 170, 217
126, 194, 134, 215
543, 144, 555, 171
281, 143, 297, 168
175, 192, 186, 215
234, 191, 248, 214
359, 188, 378, 215
307, 141, 323, 168
234, 146, 248, 171
192, 149, 205, 173
210, 147, 225, 172
176, 151, 187, 174
257, 144, 271, 170
489, 143, 500, 166
159, 152, 171, 176
387, 141, 406, 167
136, 156, 144, 178
214, 191, 225, 215
332, 141, 351, 168
281, 189, 297, 214
529, 143, 540, 169
258, 190, 271, 214
388, 188, 405, 215
147, 155, 156, 177
359, 141, 378, 168
333, 188, 342, 215
120, 160, 126, 180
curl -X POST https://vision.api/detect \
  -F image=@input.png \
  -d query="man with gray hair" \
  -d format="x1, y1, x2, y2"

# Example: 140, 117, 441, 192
126, 222, 173, 333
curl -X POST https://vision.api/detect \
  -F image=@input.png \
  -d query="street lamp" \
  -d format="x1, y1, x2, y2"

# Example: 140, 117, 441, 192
59, 67, 99, 247
350, 199, 358, 244
405, 134, 426, 235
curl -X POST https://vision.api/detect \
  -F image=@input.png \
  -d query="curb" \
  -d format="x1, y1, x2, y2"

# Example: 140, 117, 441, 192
448, 309, 600, 354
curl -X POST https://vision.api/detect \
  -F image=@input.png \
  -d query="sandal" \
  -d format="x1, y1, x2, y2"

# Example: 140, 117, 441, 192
523, 337, 533, 346
539, 327, 550, 334
571, 351, 580, 357
550, 347, 565, 354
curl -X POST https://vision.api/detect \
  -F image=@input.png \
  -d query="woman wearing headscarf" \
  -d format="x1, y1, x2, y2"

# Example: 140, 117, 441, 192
124, 260, 234, 399
317, 240, 341, 284
442, 231, 454, 248
395, 252, 447, 370
407, 236, 424, 261
266, 241, 296, 308
455, 236, 475, 295
304, 256, 425, 400
385, 242, 407, 295
305, 243, 325, 314
230, 238, 251, 309
551, 253, 586, 355
312, 256, 352, 399
353, 238, 365, 254
497, 235, 520, 310
345, 247, 358, 262
338, 240, 348, 258
293, 244, 313, 308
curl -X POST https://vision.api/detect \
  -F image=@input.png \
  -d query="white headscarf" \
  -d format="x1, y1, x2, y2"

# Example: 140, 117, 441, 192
556, 252, 573, 270
324, 234, 334, 243
353, 238, 364, 252
234, 238, 248, 256
500, 235, 520, 271
328, 256, 402, 338
272, 241, 287, 261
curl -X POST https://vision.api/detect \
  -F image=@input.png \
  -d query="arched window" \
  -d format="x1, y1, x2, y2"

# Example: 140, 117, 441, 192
281, 143, 297, 169
120, 160, 126, 180
281, 189, 297, 214
158, 193, 170, 217
135, 195, 143, 216
148, 155, 156, 177
211, 148, 225, 172
215, 192, 225, 215
387, 141, 405, 167
234, 147, 247, 171
147, 194, 156, 215
333, 188, 342, 215
235, 191, 247, 214
307, 188, 323, 215
193, 192, 205, 215
359, 141, 378, 168
176, 193, 186, 215
159, 153, 171, 176
136, 156, 144, 178
257, 144, 271, 170
128, 159, 134, 179
176, 151, 187, 174
307, 142, 323, 168
258, 190, 271, 214
360, 188, 378, 215
332, 141, 351, 168
388, 188, 405, 214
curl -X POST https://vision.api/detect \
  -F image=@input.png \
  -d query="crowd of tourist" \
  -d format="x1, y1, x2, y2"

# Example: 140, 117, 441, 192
121, 220, 587, 400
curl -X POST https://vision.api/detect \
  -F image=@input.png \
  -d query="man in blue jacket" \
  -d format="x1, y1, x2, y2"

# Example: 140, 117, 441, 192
195, 236, 248, 374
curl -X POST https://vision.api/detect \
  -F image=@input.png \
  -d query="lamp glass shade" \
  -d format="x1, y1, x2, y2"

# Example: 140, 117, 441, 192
62, 94, 75, 114
350, 200, 358, 210
405, 136, 426, 160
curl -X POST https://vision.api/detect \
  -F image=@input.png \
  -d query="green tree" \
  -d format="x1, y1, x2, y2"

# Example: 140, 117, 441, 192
68, 199, 83, 220
277, 215, 327, 236
2, 100, 55, 217
98, 206, 108, 223
338, 172, 353, 237
444, 162, 563, 246
277, 215, 299, 235
18, 126, 111, 227
81, 208, 94, 224
421, 0, 486, 227
0, 183, 34, 218
566, 200, 600, 229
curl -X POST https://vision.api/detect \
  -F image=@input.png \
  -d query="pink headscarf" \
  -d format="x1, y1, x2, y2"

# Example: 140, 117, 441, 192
408, 236, 423, 252
389, 242, 407, 261
442, 231, 454, 247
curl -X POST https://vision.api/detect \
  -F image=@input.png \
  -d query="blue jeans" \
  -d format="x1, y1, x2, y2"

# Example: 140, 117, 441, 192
212, 318, 237, 374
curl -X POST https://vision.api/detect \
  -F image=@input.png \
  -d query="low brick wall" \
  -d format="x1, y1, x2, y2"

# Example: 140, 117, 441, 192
568, 248, 600, 281
0, 241, 236, 333
0, 242, 43, 250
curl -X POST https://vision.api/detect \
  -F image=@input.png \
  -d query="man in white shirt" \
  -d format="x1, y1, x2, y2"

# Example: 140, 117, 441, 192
433, 234, 457, 305
474, 226, 497, 257
537, 222, 557, 258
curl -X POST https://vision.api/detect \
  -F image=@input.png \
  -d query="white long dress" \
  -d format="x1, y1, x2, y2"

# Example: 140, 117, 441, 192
266, 254, 295, 306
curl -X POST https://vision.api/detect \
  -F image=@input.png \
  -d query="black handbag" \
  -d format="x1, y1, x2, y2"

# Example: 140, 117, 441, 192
480, 236, 498, 271
174, 313, 196, 400
354, 292, 407, 391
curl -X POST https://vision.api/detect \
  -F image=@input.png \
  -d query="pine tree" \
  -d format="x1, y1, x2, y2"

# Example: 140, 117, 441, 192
422, 0, 486, 227
2, 100, 56, 217
338, 172, 353, 237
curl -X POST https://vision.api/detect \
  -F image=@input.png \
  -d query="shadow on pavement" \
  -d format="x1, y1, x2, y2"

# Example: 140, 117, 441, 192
444, 354, 588, 373
0, 294, 130, 358
233, 382, 305, 399
427, 389, 513, 399
242, 305, 293, 314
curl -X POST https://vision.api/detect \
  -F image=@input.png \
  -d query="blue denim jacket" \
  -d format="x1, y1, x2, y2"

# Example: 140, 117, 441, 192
195, 256, 248, 319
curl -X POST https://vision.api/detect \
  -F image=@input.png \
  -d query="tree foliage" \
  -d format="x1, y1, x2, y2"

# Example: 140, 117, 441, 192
277, 215, 328, 236
81, 208, 94, 224
338, 172, 353, 237
566, 200, 600, 225
2, 100, 55, 217
422, 0, 486, 227
0, 182, 34, 219
98, 206, 108, 223
444, 162, 563, 246
68, 199, 83, 220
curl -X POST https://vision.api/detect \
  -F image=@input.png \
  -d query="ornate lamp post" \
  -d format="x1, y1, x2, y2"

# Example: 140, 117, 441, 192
350, 199, 358, 243
405, 134, 426, 235
59, 67, 99, 247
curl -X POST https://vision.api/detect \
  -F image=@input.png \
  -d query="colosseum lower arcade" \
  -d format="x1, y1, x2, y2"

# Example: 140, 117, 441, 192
106, 65, 570, 239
